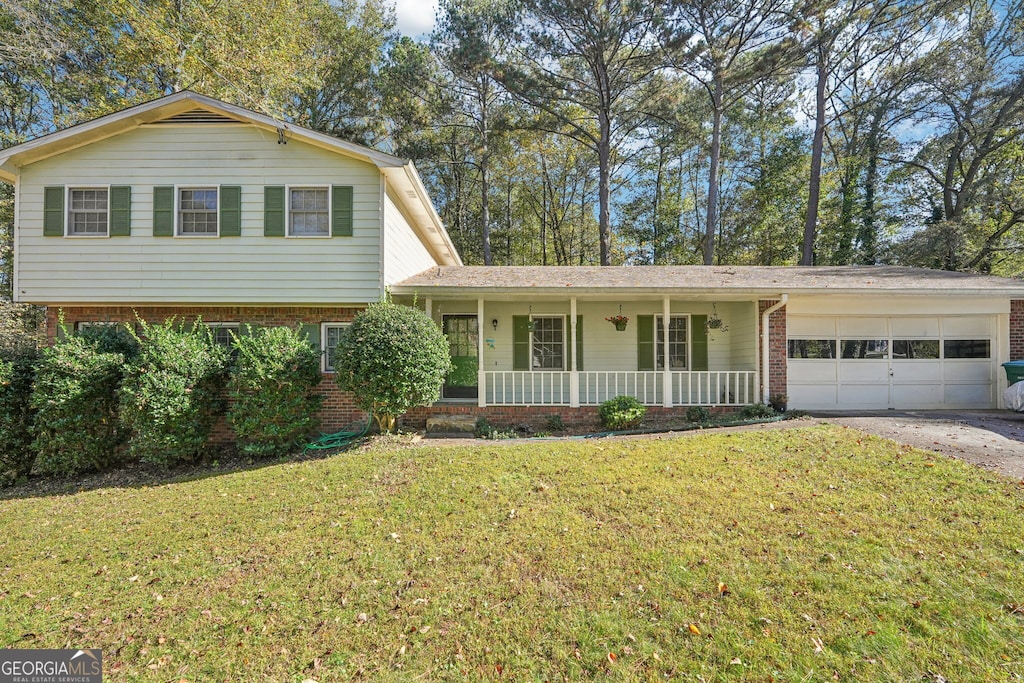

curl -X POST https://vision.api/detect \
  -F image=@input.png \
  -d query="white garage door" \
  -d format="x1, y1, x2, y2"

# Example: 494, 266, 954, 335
788, 316, 996, 410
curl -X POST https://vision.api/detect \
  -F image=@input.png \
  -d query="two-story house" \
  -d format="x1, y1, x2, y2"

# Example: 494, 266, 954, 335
3, 91, 1024, 427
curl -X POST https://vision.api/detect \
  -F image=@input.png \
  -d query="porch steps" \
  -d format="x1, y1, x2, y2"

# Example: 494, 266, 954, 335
425, 415, 478, 438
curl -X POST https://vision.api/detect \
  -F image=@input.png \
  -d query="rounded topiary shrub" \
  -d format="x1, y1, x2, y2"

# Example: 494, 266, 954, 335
228, 325, 323, 458
119, 319, 229, 466
31, 332, 130, 476
335, 300, 452, 433
0, 343, 40, 485
598, 395, 647, 430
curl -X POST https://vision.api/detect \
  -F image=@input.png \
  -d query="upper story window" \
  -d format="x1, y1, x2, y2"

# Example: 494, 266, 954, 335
68, 188, 108, 236
289, 187, 330, 237
178, 188, 218, 235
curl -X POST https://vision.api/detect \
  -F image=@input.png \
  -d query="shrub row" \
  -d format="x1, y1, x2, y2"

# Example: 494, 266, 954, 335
0, 321, 323, 482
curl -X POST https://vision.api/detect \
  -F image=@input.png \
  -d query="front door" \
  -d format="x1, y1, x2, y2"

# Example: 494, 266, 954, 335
443, 315, 479, 399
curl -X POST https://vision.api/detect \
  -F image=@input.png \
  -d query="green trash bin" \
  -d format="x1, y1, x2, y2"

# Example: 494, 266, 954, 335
1001, 361, 1024, 384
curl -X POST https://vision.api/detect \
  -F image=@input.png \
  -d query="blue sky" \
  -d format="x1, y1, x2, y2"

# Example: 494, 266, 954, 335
394, 0, 438, 38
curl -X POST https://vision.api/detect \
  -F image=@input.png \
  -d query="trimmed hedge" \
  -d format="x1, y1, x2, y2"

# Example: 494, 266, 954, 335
119, 319, 229, 466
228, 325, 323, 458
335, 301, 451, 433
0, 344, 40, 485
31, 332, 129, 476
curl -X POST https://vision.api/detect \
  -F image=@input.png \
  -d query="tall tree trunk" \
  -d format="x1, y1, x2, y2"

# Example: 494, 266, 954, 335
479, 80, 492, 265
598, 106, 612, 265
704, 80, 723, 266
653, 146, 664, 265
802, 47, 828, 266
859, 109, 883, 264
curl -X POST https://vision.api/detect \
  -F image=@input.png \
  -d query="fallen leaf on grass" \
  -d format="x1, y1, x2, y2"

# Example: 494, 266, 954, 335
688, 624, 701, 635
607, 652, 617, 664
717, 582, 729, 595
811, 636, 824, 653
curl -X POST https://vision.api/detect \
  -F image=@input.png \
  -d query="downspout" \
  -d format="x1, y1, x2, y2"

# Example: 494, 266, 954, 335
761, 294, 789, 404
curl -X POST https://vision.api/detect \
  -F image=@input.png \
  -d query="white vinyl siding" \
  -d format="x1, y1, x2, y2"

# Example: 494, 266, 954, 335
16, 125, 385, 304
382, 191, 437, 285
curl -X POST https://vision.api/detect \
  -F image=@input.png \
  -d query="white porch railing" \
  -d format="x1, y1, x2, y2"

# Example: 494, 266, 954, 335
482, 371, 757, 407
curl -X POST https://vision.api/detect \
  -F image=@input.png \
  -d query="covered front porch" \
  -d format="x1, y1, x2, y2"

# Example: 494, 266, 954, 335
413, 295, 767, 409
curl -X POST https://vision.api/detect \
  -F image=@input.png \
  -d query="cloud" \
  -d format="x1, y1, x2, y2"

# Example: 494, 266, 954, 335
394, 0, 439, 38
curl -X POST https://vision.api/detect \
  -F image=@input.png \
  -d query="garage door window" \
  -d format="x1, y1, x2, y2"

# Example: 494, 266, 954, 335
892, 340, 940, 359
788, 339, 835, 359
944, 339, 990, 359
841, 339, 888, 359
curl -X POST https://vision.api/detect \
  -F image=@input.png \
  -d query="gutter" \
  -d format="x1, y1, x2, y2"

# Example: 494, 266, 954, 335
761, 294, 788, 404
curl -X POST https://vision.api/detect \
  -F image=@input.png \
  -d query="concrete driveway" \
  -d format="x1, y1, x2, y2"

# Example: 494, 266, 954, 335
810, 410, 1024, 480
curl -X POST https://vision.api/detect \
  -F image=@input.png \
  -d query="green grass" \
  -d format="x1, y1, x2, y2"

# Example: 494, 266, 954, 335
1, 424, 1023, 681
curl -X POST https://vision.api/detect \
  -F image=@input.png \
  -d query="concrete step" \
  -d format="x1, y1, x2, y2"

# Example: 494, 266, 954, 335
425, 415, 477, 437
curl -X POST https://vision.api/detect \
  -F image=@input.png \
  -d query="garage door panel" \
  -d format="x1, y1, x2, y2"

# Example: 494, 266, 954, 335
789, 316, 837, 337
838, 317, 887, 336
789, 362, 836, 382
944, 361, 991, 381
891, 318, 940, 337
789, 384, 838, 408
841, 384, 890, 407
892, 383, 943, 408
942, 316, 993, 336
945, 384, 991, 406
892, 361, 941, 381
838, 361, 889, 382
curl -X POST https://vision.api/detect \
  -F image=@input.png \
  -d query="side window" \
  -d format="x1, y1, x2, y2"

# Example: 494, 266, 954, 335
288, 187, 330, 237
178, 187, 219, 236
68, 188, 109, 236
206, 323, 240, 349
322, 323, 350, 372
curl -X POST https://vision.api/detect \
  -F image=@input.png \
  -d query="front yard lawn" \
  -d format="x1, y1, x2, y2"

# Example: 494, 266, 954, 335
1, 425, 1022, 681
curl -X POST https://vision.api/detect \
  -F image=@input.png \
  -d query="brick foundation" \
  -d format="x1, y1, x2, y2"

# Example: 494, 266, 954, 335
1012, 300, 1024, 360
758, 300, 787, 401
47, 305, 370, 435
403, 404, 741, 431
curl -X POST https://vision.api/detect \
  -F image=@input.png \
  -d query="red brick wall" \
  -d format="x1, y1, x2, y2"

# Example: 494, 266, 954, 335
1012, 300, 1024, 360
48, 305, 369, 434
758, 300, 787, 401
403, 404, 740, 431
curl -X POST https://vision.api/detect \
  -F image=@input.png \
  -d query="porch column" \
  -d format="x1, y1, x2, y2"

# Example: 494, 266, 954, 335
570, 297, 579, 407
662, 296, 672, 407
477, 298, 486, 407
425, 298, 432, 320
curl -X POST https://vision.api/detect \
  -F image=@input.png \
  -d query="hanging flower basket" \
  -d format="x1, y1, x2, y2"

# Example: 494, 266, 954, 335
605, 315, 629, 331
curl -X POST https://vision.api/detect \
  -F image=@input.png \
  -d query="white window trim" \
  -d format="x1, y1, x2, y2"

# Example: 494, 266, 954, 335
655, 314, 691, 371
75, 321, 119, 331
65, 185, 111, 238
175, 185, 220, 238
286, 185, 332, 239
321, 322, 350, 373
530, 315, 566, 372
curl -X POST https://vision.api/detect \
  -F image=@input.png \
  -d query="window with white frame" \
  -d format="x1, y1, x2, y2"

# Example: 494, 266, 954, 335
656, 316, 688, 370
322, 323, 350, 372
68, 188, 109, 236
531, 317, 564, 370
289, 187, 330, 236
206, 322, 240, 349
75, 321, 118, 332
178, 188, 218, 235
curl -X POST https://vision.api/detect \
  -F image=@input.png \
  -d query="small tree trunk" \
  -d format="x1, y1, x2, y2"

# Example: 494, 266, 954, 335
802, 46, 828, 266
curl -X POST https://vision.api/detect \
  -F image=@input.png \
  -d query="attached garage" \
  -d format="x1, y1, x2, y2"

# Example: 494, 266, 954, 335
788, 314, 998, 410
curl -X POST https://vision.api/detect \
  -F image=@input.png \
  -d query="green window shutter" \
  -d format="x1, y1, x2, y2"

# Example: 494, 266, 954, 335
691, 315, 708, 371
109, 186, 131, 236
153, 186, 174, 236
219, 185, 241, 236
43, 186, 64, 236
332, 185, 353, 237
264, 186, 285, 236
513, 316, 531, 371
300, 323, 321, 353
637, 315, 654, 371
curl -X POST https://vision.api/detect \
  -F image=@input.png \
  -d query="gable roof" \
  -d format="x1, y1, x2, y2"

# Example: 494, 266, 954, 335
0, 90, 461, 266
393, 265, 1024, 298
